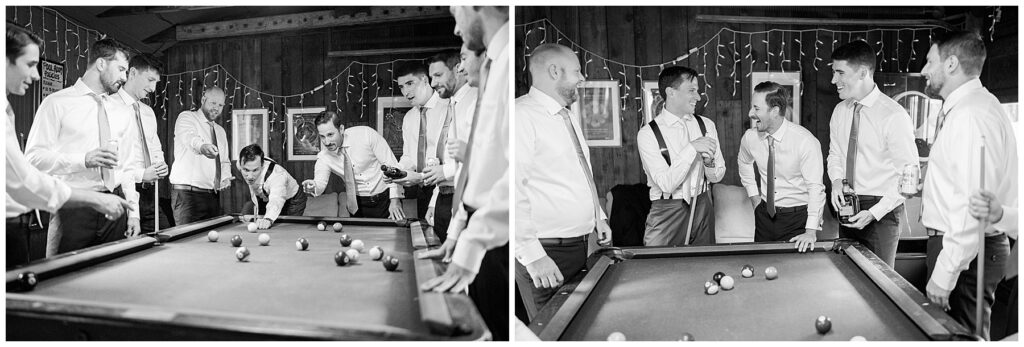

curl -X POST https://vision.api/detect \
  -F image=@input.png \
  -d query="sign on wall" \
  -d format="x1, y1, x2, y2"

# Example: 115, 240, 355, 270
41, 60, 64, 99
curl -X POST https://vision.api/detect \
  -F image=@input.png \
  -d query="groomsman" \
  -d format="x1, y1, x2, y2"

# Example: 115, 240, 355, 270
238, 144, 306, 229
393, 62, 449, 219
168, 86, 232, 224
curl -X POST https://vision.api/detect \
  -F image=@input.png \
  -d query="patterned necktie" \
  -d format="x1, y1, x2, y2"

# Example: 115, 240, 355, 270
436, 102, 453, 165
210, 121, 221, 190
766, 134, 777, 218
452, 57, 491, 215
341, 147, 359, 214
417, 107, 428, 172
91, 94, 114, 191
559, 108, 604, 222
846, 103, 863, 188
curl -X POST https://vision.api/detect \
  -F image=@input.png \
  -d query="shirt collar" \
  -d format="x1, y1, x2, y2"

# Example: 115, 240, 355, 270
528, 87, 569, 116
657, 108, 694, 125
452, 83, 472, 104
422, 91, 445, 109
116, 88, 138, 106
855, 84, 882, 109
72, 78, 105, 97
486, 22, 509, 62
942, 78, 984, 114
762, 119, 792, 142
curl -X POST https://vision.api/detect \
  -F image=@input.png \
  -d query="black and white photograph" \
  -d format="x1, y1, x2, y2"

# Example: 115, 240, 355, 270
231, 108, 269, 161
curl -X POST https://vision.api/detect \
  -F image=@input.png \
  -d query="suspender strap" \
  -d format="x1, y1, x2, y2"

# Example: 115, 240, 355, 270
695, 115, 707, 136
649, 120, 671, 165
264, 161, 276, 182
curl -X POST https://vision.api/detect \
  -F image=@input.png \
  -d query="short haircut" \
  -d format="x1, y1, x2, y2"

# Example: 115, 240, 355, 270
203, 85, 224, 96
88, 38, 129, 66
830, 40, 876, 71
239, 144, 265, 164
933, 30, 987, 77
6, 23, 42, 64
314, 110, 344, 130
528, 43, 573, 77
754, 81, 792, 117
657, 66, 699, 100
394, 62, 428, 79
129, 53, 163, 75
427, 49, 461, 71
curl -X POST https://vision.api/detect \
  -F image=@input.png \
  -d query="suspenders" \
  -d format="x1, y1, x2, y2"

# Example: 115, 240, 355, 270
263, 161, 276, 182
648, 116, 712, 200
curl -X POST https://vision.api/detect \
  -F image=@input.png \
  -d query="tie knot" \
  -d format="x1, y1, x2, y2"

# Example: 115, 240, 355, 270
853, 102, 864, 114
557, 107, 571, 119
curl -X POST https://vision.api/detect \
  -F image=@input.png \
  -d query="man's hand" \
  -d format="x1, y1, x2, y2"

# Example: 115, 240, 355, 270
126, 218, 141, 237
926, 279, 951, 311
749, 196, 761, 210
142, 162, 170, 182
425, 207, 435, 225
969, 190, 1004, 223
789, 229, 818, 253
301, 180, 317, 195
388, 198, 406, 220
524, 256, 564, 289
841, 210, 875, 230
85, 148, 118, 169
447, 140, 467, 163
78, 190, 132, 219
390, 171, 424, 187
596, 219, 612, 246
830, 179, 846, 210
418, 236, 457, 263
257, 218, 273, 230
199, 144, 219, 159
422, 165, 447, 186
419, 262, 477, 293
690, 137, 718, 158
217, 177, 232, 191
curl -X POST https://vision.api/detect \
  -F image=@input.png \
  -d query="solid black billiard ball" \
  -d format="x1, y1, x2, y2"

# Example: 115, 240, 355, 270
680, 333, 695, 341
741, 264, 754, 278
295, 237, 309, 251
712, 271, 726, 284
815, 315, 832, 334
339, 234, 352, 247
230, 235, 243, 247
383, 255, 399, 271
765, 266, 779, 280
8, 271, 37, 292
333, 222, 343, 232
334, 250, 351, 266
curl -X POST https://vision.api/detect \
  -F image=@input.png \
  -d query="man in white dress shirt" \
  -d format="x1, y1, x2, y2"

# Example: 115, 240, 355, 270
920, 31, 1016, 339
6, 24, 130, 266
737, 81, 825, 252
392, 62, 449, 219
238, 144, 306, 229
115, 54, 170, 234
826, 40, 919, 268
168, 86, 232, 224
514, 43, 612, 318
301, 111, 405, 220
26, 38, 145, 256
637, 66, 725, 246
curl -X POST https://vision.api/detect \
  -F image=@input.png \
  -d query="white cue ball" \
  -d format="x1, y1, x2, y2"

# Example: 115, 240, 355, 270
607, 332, 626, 341
316, 222, 326, 231
258, 233, 270, 246
720, 276, 735, 290
345, 249, 360, 263
350, 240, 365, 252
247, 222, 258, 232
850, 336, 867, 341
207, 230, 219, 242
369, 246, 384, 260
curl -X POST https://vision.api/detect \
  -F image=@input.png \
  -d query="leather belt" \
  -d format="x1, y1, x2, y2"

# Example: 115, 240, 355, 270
172, 184, 215, 194
539, 234, 588, 247
763, 201, 806, 214
438, 185, 455, 195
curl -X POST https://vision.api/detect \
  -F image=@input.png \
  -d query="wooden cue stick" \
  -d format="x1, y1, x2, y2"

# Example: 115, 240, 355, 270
683, 155, 705, 246
154, 180, 159, 233
975, 139, 987, 338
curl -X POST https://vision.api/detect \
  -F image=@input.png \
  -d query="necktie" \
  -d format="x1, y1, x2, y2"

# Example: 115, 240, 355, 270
766, 134, 777, 218
559, 108, 604, 223
933, 108, 950, 145
341, 147, 359, 214
436, 102, 453, 165
210, 121, 221, 190
846, 103, 862, 187
91, 94, 114, 191
133, 103, 153, 170
417, 107, 428, 172
452, 58, 491, 215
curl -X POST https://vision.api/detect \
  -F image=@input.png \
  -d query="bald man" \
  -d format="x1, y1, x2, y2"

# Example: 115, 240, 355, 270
515, 43, 612, 316
169, 86, 232, 224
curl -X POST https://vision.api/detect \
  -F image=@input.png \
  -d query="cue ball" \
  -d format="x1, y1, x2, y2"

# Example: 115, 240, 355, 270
351, 240, 365, 252
815, 316, 832, 334
607, 332, 626, 341
333, 222, 343, 232
247, 222, 258, 232
383, 255, 399, 271
258, 233, 270, 246
295, 237, 309, 251
334, 251, 350, 266
345, 249, 360, 263
765, 266, 779, 280
317, 222, 326, 231
705, 284, 720, 295
369, 246, 384, 260
741, 264, 754, 278
235, 247, 250, 262
230, 235, 243, 247
712, 271, 726, 284
339, 234, 352, 247
680, 333, 695, 341
720, 276, 735, 290
207, 230, 220, 242
850, 336, 867, 341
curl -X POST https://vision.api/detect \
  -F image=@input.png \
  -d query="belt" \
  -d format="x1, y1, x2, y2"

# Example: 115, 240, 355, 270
927, 228, 1004, 238
172, 184, 215, 194
540, 234, 588, 247
6, 212, 35, 225
763, 201, 806, 214
356, 189, 390, 203
438, 185, 455, 195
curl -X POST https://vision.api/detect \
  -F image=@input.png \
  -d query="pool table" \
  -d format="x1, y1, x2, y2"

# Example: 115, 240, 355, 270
528, 240, 974, 341
6, 215, 489, 341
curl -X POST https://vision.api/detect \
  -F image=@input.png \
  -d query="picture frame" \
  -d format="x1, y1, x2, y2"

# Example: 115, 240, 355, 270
286, 106, 326, 161
751, 72, 802, 126
571, 80, 622, 147
376, 96, 414, 158
641, 80, 663, 124
230, 108, 269, 161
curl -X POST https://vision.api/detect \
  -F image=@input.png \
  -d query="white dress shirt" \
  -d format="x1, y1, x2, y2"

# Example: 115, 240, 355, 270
399, 91, 450, 172
826, 85, 918, 220
114, 88, 166, 183
923, 78, 1018, 292
247, 160, 300, 221
515, 86, 606, 265
311, 126, 403, 199
429, 83, 478, 208
737, 121, 826, 230
168, 109, 232, 190
450, 21, 511, 273
6, 100, 72, 217
25, 79, 143, 219
637, 109, 726, 202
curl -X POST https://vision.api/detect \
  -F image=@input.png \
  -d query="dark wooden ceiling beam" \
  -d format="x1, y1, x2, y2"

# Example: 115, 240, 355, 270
176, 6, 451, 41
96, 6, 224, 18
696, 14, 954, 29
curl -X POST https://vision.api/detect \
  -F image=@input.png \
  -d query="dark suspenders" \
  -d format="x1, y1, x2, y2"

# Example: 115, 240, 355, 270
264, 161, 276, 182
648, 116, 712, 200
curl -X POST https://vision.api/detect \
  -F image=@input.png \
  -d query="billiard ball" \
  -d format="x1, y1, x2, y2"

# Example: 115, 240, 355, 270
720, 275, 735, 290
705, 284, 720, 295
8, 271, 37, 292
383, 255, 399, 271
704, 281, 714, 290
295, 237, 309, 251
607, 332, 626, 341
765, 266, 779, 280
230, 235, 243, 247
258, 233, 270, 246
815, 316, 832, 334
351, 240, 365, 252
207, 230, 220, 242
369, 246, 384, 260
317, 222, 326, 231
741, 264, 754, 278
235, 247, 250, 262
334, 250, 350, 266
339, 234, 352, 247
345, 249, 360, 263
247, 222, 258, 232
333, 222, 343, 232
680, 333, 695, 341
850, 336, 867, 341
712, 271, 725, 284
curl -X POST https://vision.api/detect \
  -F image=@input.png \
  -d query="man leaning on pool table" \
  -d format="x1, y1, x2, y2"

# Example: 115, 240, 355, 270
237, 144, 306, 230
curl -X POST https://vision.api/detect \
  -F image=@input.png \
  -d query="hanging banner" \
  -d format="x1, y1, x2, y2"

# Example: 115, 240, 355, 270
41, 60, 65, 99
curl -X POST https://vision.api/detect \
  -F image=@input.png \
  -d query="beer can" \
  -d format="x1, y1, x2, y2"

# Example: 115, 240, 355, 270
426, 158, 440, 167
106, 139, 119, 152
899, 164, 920, 195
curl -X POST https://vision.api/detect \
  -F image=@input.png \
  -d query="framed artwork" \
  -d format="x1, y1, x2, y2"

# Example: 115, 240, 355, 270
751, 72, 802, 126
286, 106, 326, 161
641, 80, 663, 124
376, 96, 414, 158
230, 109, 269, 161
571, 80, 622, 147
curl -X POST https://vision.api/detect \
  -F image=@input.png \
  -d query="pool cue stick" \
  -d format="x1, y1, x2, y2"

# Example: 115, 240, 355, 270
683, 155, 705, 246
975, 139, 987, 338
154, 180, 159, 234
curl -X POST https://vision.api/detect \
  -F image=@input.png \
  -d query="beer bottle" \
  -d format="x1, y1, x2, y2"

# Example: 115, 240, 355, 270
839, 179, 860, 224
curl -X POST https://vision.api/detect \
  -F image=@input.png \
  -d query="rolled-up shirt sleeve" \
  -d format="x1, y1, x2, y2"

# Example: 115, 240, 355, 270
7, 117, 72, 214
800, 136, 825, 230
737, 131, 760, 199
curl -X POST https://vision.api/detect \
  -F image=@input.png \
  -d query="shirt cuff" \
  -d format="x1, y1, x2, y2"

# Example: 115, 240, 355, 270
72, 153, 89, 171
867, 204, 888, 222
745, 185, 761, 200
451, 238, 487, 274
930, 263, 960, 292
804, 215, 821, 231
515, 241, 547, 266
442, 162, 457, 179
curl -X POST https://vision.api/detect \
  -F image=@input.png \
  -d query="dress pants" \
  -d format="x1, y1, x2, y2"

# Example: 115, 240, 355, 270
433, 190, 454, 242
838, 195, 902, 267
54, 187, 128, 254
353, 189, 391, 219
514, 234, 588, 319
926, 233, 1009, 340
6, 213, 36, 268
753, 201, 808, 242
137, 183, 171, 234
171, 188, 222, 225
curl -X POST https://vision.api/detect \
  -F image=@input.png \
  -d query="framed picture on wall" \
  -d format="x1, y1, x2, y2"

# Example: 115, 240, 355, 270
286, 106, 326, 161
751, 72, 802, 126
230, 108, 269, 161
571, 80, 621, 147
641, 80, 664, 124
376, 96, 414, 158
